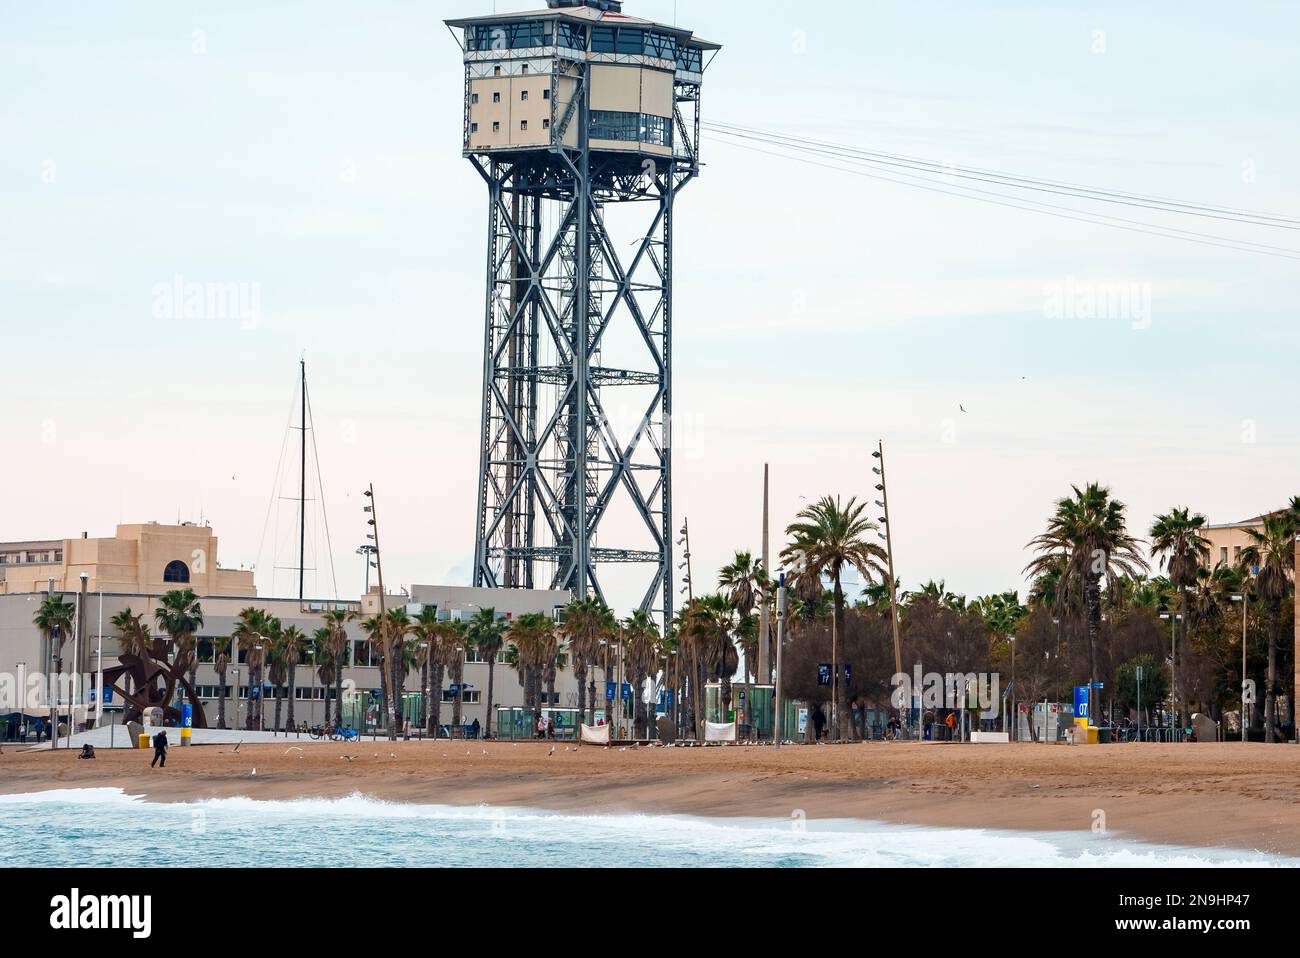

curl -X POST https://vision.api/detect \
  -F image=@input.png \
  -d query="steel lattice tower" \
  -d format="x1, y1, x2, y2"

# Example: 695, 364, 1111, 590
448, 0, 718, 622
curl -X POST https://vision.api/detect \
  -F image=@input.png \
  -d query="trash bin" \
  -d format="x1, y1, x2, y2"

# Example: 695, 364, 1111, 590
137, 733, 150, 750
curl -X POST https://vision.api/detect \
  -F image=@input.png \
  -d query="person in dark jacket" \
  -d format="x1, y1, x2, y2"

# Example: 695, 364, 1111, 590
150, 730, 169, 768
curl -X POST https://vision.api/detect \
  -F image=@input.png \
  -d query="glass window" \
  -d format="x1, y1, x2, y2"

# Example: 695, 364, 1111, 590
592, 26, 616, 53
676, 45, 702, 72
163, 560, 190, 583
616, 28, 644, 55
645, 32, 676, 60
558, 23, 586, 50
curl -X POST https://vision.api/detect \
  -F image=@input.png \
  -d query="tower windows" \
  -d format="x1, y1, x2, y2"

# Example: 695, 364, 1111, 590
163, 560, 190, 584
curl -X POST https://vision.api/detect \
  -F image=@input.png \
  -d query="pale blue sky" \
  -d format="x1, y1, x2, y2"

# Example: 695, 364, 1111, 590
2, 1, 1297, 608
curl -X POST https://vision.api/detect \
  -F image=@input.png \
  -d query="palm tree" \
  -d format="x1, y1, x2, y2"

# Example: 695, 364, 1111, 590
782, 495, 888, 740
35, 594, 76, 730
359, 615, 388, 733
719, 550, 768, 682
468, 608, 507, 739
281, 626, 306, 731
384, 608, 413, 737
267, 633, 289, 732
322, 609, 354, 726
212, 637, 232, 729
507, 613, 553, 730
154, 588, 205, 708
1150, 507, 1211, 719
1239, 513, 1295, 742
311, 626, 333, 724
698, 594, 740, 717
411, 608, 441, 732
233, 608, 270, 730
109, 608, 150, 699
1025, 483, 1149, 701
623, 609, 660, 738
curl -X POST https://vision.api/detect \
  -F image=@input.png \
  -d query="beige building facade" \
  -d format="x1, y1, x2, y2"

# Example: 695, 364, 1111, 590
0, 522, 590, 737
0, 522, 255, 597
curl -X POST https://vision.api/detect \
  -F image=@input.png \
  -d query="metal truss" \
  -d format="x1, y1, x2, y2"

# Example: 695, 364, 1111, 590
469, 69, 702, 624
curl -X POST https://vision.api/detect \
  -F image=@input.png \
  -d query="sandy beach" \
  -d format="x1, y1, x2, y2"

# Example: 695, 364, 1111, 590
3, 740, 1298, 855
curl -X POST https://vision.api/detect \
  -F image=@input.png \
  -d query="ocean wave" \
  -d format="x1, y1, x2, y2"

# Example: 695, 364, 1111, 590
0, 789, 1292, 868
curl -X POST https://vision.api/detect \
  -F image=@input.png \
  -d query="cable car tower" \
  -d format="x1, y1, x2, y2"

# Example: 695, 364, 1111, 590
448, 0, 719, 622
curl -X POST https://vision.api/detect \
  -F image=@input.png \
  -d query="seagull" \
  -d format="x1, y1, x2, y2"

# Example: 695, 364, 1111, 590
960, 405, 968, 414
341, 755, 354, 762
233, 743, 242, 753
549, 746, 556, 756
250, 768, 257, 776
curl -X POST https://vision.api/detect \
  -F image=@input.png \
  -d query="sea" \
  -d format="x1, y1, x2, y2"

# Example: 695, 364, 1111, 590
0, 789, 1293, 868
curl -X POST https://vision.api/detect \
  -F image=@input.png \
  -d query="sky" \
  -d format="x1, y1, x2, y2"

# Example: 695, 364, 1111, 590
1, 0, 1297, 610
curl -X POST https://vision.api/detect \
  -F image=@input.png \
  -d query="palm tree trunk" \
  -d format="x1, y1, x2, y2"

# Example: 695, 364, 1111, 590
430, 663, 445, 736
274, 686, 284, 732
486, 659, 496, 739
451, 660, 464, 734
287, 663, 297, 731
1085, 577, 1102, 714
389, 646, 404, 740
575, 664, 587, 729
420, 662, 429, 730
334, 668, 343, 726
215, 665, 227, 730
1265, 605, 1279, 743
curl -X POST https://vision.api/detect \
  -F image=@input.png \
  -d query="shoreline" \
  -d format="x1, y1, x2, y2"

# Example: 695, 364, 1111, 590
3, 741, 1299, 857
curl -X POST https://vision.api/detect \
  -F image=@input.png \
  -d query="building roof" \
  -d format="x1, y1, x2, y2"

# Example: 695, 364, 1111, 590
445, 5, 721, 50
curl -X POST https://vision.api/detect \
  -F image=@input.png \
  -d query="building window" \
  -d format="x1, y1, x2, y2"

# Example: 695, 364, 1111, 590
492, 91, 501, 103
676, 45, 702, 73
1220, 547, 1229, 565
542, 118, 550, 129
520, 120, 528, 130
471, 93, 479, 104
590, 111, 672, 148
492, 121, 500, 132
591, 26, 616, 53
493, 66, 502, 76
163, 560, 190, 583
521, 63, 530, 74
520, 89, 529, 101
471, 122, 479, 133
1234, 546, 1242, 561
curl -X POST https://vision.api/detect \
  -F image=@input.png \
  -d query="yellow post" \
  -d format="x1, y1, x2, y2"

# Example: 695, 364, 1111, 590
137, 733, 150, 750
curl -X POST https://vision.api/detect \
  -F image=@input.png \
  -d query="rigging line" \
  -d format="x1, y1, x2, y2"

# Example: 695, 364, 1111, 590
704, 121, 1300, 229
708, 136, 1300, 262
305, 376, 341, 602
707, 128, 1300, 258
254, 370, 301, 586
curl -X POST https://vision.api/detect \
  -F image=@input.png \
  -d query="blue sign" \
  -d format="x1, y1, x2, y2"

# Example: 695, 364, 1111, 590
103, 687, 113, 703
1073, 686, 1089, 720
182, 703, 193, 729
621, 683, 632, 701
606, 681, 615, 702
817, 664, 831, 686
370, 689, 381, 700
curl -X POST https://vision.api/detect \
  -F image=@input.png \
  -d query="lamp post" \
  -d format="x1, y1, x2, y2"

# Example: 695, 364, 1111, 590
17, 662, 26, 739
1231, 595, 1247, 742
775, 573, 787, 749
1008, 636, 1016, 740
873, 442, 904, 737
1159, 613, 1183, 733
355, 544, 378, 594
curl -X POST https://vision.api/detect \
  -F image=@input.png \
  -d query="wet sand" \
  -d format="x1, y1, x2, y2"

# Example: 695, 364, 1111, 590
3, 740, 1298, 855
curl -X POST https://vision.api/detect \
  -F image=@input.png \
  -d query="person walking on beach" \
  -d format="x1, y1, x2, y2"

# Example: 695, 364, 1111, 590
150, 729, 169, 768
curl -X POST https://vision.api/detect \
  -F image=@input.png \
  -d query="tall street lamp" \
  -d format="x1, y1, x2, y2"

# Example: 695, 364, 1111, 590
1231, 594, 1248, 742
1159, 613, 1183, 733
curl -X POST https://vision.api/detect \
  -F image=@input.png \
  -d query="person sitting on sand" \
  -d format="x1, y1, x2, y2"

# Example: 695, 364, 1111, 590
79, 744, 96, 760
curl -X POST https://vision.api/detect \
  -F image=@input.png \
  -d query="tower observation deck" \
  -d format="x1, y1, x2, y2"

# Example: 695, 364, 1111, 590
447, 0, 719, 621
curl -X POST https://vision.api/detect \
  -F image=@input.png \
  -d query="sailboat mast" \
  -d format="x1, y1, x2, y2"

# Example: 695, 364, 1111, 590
299, 359, 307, 606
